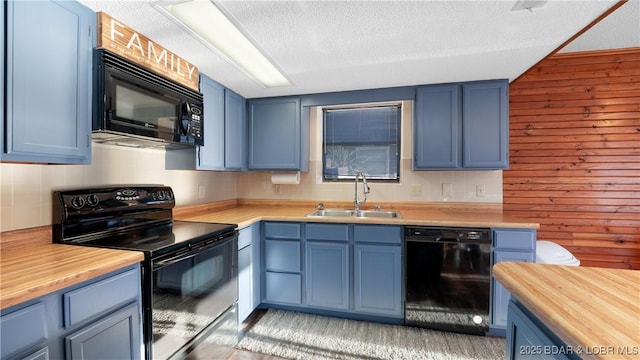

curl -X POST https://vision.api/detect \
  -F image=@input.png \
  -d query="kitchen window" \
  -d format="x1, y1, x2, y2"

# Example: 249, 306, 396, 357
323, 105, 401, 181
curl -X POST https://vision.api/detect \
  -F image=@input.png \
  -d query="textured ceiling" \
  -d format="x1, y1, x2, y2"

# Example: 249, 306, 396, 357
78, 0, 637, 99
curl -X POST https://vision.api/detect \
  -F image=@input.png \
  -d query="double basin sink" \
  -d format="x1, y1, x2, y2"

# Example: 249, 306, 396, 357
307, 209, 401, 219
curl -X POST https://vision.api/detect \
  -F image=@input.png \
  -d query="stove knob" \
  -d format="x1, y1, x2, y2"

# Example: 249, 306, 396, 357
86, 194, 99, 207
155, 190, 166, 201
70, 196, 85, 209
164, 190, 174, 201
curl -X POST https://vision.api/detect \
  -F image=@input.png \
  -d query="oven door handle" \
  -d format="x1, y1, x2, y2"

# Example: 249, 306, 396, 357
153, 232, 237, 270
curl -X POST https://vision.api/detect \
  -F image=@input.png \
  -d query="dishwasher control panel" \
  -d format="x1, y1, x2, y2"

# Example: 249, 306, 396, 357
405, 226, 491, 243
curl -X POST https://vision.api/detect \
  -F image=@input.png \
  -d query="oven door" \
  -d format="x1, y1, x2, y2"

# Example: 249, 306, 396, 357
151, 232, 238, 360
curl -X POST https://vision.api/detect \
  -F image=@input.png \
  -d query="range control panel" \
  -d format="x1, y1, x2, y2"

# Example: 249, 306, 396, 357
53, 186, 175, 221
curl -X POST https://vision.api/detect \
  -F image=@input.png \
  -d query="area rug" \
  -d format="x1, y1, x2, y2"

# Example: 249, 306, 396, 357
236, 309, 505, 360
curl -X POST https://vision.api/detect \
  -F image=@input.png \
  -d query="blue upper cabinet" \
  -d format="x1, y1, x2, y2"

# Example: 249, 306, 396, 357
224, 89, 247, 170
196, 75, 247, 171
198, 75, 226, 169
413, 79, 509, 170
462, 80, 509, 168
3, 0, 94, 164
248, 96, 303, 170
413, 84, 461, 169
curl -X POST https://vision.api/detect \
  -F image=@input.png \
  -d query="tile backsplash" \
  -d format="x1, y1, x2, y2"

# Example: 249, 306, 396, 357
0, 144, 237, 232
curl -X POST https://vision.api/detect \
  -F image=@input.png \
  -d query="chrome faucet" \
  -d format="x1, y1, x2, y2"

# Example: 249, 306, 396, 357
354, 172, 370, 211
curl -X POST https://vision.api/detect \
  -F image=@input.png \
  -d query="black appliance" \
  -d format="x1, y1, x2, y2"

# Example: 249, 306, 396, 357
405, 226, 491, 335
93, 49, 204, 149
53, 186, 238, 360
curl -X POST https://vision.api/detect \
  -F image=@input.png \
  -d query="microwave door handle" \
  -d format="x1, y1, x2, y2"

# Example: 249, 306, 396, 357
179, 101, 191, 136
107, 96, 114, 121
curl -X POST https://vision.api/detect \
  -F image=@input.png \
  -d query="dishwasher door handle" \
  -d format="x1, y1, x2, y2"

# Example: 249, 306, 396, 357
406, 237, 459, 243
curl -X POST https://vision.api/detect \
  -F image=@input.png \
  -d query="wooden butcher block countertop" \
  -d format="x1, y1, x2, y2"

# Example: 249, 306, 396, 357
494, 262, 640, 360
174, 200, 540, 230
1, 200, 536, 312
0, 243, 143, 310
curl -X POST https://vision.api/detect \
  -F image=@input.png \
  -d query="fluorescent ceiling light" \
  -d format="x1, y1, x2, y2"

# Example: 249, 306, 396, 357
155, 0, 291, 88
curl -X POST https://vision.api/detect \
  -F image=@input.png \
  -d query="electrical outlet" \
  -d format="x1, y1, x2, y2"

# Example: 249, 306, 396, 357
198, 185, 205, 199
476, 184, 486, 198
273, 184, 281, 194
410, 184, 423, 196
442, 183, 452, 200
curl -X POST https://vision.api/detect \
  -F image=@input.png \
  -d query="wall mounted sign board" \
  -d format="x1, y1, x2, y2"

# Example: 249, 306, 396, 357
97, 12, 199, 91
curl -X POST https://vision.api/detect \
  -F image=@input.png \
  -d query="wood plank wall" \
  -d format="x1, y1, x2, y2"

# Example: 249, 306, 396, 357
506, 47, 640, 270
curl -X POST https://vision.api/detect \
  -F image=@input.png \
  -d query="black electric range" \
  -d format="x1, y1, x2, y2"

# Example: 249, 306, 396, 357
52, 185, 238, 360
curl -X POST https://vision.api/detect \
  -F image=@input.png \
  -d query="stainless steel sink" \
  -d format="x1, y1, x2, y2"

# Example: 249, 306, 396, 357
355, 210, 401, 218
306, 209, 401, 218
307, 209, 355, 217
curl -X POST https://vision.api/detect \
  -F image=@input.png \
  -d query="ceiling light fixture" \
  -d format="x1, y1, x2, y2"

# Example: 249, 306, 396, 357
511, 0, 548, 12
154, 0, 291, 88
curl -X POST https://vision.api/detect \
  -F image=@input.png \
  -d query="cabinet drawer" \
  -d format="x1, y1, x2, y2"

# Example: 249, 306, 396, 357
0, 301, 48, 359
63, 267, 140, 328
264, 272, 301, 305
238, 227, 252, 249
264, 239, 301, 272
306, 223, 349, 242
264, 222, 301, 239
354, 225, 402, 244
493, 229, 536, 250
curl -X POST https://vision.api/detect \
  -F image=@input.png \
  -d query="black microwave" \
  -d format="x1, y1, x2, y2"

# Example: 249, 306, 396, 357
93, 49, 204, 149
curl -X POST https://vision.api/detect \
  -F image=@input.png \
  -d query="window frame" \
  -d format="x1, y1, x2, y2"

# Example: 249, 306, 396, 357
322, 103, 402, 182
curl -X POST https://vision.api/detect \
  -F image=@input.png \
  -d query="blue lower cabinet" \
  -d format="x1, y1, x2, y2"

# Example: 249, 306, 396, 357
238, 224, 261, 322
491, 228, 536, 334
0, 265, 142, 360
354, 244, 402, 316
262, 222, 303, 306
238, 243, 253, 321
506, 300, 574, 360
261, 222, 403, 320
305, 242, 349, 310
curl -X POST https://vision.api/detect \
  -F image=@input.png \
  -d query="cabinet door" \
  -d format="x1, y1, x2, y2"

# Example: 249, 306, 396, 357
65, 303, 141, 360
238, 225, 259, 322
354, 244, 402, 317
250, 224, 262, 314
238, 244, 253, 322
198, 74, 226, 169
4, 0, 94, 164
224, 89, 247, 170
506, 300, 570, 360
248, 97, 301, 170
413, 84, 460, 169
462, 80, 508, 169
492, 251, 535, 329
305, 242, 349, 310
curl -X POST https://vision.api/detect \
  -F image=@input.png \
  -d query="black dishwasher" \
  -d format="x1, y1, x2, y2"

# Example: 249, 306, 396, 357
405, 226, 491, 335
